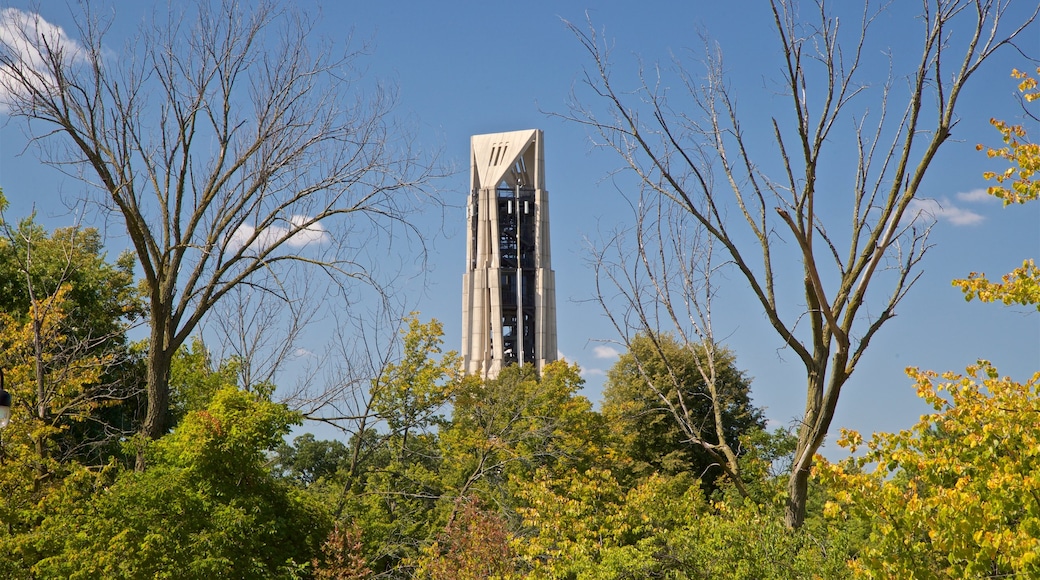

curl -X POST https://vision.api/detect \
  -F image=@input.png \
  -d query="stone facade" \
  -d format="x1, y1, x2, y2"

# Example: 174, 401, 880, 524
462, 129, 557, 377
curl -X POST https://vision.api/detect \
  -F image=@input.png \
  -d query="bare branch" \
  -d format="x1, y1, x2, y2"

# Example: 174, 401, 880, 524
0, 2, 442, 457
565, 0, 1035, 528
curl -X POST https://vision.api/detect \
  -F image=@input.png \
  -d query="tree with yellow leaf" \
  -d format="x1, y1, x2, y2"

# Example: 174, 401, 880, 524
818, 363, 1040, 578
955, 67, 1040, 310
978, 68, 1039, 204
0, 194, 142, 473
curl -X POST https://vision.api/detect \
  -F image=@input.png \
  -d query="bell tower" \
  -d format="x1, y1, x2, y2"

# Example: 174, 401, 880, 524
462, 129, 557, 377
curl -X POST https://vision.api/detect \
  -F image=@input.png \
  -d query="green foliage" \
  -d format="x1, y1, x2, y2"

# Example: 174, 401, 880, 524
517, 466, 856, 579
439, 361, 605, 506
602, 333, 764, 493
0, 212, 144, 471
17, 386, 326, 579
336, 317, 463, 575
275, 433, 350, 485
372, 317, 461, 437
516, 467, 702, 578
169, 337, 241, 422
0, 214, 141, 337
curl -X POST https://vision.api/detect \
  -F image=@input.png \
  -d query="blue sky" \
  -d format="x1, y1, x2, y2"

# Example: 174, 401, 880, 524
1, 1, 1037, 449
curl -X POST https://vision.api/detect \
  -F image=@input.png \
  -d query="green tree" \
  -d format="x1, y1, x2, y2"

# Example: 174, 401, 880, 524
0, 213, 141, 342
0, 195, 143, 470
517, 466, 855, 579
274, 433, 350, 486
334, 317, 462, 576
439, 361, 604, 513
603, 333, 764, 495
169, 337, 243, 424
21, 386, 327, 579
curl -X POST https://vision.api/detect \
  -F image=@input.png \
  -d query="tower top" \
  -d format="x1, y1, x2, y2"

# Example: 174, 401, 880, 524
470, 129, 544, 191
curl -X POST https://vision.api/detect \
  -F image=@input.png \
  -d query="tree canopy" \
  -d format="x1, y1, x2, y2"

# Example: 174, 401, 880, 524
603, 333, 764, 494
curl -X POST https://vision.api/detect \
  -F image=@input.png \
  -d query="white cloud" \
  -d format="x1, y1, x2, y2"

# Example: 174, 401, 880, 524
907, 198, 984, 227
580, 367, 606, 378
229, 215, 330, 252
0, 9, 86, 112
955, 188, 997, 203
592, 345, 621, 359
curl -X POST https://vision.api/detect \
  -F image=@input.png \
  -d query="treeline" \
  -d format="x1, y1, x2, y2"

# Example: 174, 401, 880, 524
0, 198, 1037, 578
0, 209, 845, 577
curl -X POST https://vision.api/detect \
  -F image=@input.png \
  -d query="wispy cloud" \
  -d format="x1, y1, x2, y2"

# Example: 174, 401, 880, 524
955, 188, 997, 203
0, 9, 86, 112
907, 197, 984, 227
580, 367, 606, 378
229, 215, 330, 252
592, 345, 621, 359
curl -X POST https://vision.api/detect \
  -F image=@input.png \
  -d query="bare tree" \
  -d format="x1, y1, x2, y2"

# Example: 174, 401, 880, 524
0, 2, 439, 466
592, 192, 754, 497
205, 268, 324, 392
566, 0, 1036, 527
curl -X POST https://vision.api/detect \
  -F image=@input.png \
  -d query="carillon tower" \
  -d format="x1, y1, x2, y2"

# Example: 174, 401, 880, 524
462, 129, 557, 378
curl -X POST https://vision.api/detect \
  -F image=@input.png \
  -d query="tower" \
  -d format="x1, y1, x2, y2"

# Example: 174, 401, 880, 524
462, 129, 557, 377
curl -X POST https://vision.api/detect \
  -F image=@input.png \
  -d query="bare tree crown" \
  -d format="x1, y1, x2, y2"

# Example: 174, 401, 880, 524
569, 0, 1036, 528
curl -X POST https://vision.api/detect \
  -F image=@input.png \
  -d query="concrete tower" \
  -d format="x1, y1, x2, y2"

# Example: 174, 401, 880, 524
462, 129, 557, 378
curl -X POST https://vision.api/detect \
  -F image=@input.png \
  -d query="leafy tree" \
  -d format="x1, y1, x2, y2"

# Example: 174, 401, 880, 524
955, 67, 1040, 310
275, 433, 350, 486
169, 337, 243, 424
22, 386, 327, 579
0, 196, 143, 470
566, 0, 1035, 528
602, 333, 764, 495
517, 467, 855, 579
372, 318, 461, 452
414, 497, 518, 580
516, 467, 701, 579
439, 361, 604, 514
0, 286, 116, 475
0, 205, 141, 342
335, 317, 462, 576
0, 2, 439, 458
819, 363, 1040, 578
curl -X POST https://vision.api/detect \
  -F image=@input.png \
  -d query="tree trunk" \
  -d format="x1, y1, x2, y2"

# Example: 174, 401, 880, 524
32, 314, 49, 480
784, 358, 827, 529
785, 463, 810, 529
136, 312, 174, 471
